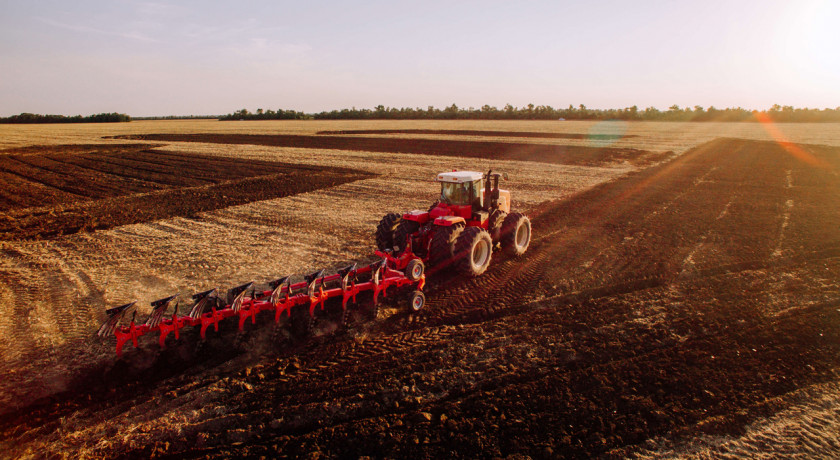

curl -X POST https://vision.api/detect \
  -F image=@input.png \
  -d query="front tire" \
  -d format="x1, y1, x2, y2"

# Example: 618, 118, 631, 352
454, 227, 493, 277
501, 212, 531, 257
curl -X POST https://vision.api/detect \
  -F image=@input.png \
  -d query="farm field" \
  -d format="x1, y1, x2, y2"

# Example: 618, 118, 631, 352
0, 120, 839, 458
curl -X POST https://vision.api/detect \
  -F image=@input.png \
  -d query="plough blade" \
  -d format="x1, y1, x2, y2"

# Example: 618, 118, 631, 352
268, 276, 292, 305
189, 289, 218, 319
228, 282, 254, 313
338, 263, 357, 288
304, 269, 326, 296
146, 294, 179, 328
97, 301, 137, 337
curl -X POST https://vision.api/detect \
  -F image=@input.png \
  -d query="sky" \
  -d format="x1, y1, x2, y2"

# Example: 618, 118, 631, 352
1, 0, 839, 117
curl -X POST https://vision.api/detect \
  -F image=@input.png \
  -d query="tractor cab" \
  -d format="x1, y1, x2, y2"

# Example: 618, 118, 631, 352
434, 170, 511, 223
438, 171, 482, 206
435, 171, 483, 221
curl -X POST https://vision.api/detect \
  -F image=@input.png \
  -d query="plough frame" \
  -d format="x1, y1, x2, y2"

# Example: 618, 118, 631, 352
98, 250, 425, 357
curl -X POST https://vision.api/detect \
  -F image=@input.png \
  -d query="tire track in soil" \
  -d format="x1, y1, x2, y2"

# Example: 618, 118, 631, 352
0, 242, 108, 411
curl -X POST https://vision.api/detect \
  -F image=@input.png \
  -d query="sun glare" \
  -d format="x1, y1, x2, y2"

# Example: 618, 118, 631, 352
783, 1, 840, 81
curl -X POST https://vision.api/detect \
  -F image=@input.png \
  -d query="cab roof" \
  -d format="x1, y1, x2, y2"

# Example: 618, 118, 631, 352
436, 171, 482, 183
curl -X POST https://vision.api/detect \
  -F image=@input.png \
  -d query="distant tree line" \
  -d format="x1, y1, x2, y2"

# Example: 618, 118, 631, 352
219, 108, 309, 121
133, 115, 220, 120
222, 104, 840, 122
0, 112, 131, 124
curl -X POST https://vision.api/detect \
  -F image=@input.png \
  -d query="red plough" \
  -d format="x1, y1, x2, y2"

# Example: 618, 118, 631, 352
98, 250, 426, 357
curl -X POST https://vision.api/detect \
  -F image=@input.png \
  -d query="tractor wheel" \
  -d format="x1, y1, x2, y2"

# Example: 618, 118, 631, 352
408, 290, 426, 313
428, 223, 465, 270
488, 210, 507, 243
454, 227, 493, 277
375, 213, 402, 252
405, 259, 425, 281
501, 212, 531, 257
393, 220, 420, 255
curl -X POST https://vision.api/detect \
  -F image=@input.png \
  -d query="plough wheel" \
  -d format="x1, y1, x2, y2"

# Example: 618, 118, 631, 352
409, 290, 426, 312
405, 259, 424, 281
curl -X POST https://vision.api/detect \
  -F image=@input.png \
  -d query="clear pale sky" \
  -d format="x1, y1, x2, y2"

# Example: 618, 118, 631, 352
1, 0, 838, 117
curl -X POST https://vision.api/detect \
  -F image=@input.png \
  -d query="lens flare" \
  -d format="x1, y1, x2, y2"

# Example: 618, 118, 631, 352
754, 112, 829, 168
587, 120, 628, 148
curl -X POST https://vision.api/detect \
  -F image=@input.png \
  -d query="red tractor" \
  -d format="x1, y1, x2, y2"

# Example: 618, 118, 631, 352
376, 170, 531, 277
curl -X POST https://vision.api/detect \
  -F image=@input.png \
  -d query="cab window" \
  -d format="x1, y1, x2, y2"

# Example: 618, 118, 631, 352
440, 181, 472, 206
471, 179, 483, 208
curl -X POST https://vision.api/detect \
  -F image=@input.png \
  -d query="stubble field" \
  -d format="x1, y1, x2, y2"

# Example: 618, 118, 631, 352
0, 120, 838, 458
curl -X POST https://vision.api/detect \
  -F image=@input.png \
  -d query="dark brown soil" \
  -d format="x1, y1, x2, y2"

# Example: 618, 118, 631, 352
0, 144, 371, 240
111, 133, 670, 167
1, 138, 838, 458
316, 129, 634, 140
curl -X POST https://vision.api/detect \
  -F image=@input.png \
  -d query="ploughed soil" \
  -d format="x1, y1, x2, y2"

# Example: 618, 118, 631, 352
315, 129, 635, 140
111, 133, 669, 167
0, 144, 371, 240
1, 138, 839, 458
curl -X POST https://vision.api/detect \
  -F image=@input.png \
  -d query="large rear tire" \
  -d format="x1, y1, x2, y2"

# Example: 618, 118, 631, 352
428, 223, 465, 270
393, 220, 420, 255
501, 212, 531, 257
375, 213, 401, 252
454, 227, 493, 277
